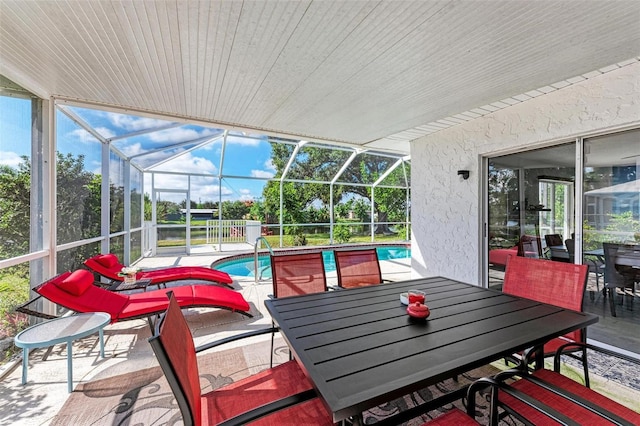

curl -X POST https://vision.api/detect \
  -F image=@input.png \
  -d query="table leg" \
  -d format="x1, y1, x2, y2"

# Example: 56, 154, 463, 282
99, 328, 105, 358
67, 340, 73, 393
21, 348, 29, 385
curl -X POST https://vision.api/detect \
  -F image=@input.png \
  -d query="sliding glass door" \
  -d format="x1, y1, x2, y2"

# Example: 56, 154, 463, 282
487, 143, 576, 277
581, 130, 639, 348
485, 129, 639, 353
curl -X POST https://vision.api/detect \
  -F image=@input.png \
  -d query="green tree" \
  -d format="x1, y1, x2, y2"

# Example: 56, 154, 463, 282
0, 153, 106, 273
249, 199, 270, 222
0, 158, 30, 260
334, 224, 351, 243
56, 153, 105, 271
221, 200, 251, 220
260, 144, 408, 232
352, 198, 371, 222
334, 199, 353, 220
156, 200, 181, 222
144, 193, 152, 221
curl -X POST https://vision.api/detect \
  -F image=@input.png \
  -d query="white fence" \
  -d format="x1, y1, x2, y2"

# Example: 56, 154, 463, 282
206, 220, 262, 244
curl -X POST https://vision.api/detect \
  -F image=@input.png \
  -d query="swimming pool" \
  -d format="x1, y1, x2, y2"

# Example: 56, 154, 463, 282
211, 245, 411, 278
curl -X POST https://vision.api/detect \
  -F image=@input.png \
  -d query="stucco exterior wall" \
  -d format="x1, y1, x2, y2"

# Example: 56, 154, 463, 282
409, 62, 640, 285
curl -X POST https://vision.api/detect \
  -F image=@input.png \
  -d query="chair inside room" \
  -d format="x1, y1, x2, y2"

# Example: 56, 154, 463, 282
544, 233, 570, 262
148, 292, 334, 426
544, 233, 563, 248
269, 251, 328, 366
602, 242, 636, 317
565, 238, 604, 300
502, 256, 591, 386
334, 248, 386, 289
517, 235, 543, 259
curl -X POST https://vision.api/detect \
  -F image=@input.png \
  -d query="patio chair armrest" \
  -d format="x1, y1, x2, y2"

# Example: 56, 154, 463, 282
466, 376, 576, 426
216, 388, 318, 426
552, 341, 640, 372
195, 327, 278, 353
479, 367, 640, 425
509, 345, 540, 370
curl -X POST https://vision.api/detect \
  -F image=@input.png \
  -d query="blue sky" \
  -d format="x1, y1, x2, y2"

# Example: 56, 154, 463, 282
1, 96, 275, 204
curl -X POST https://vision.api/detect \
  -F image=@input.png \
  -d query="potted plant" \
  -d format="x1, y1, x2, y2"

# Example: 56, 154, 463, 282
118, 266, 140, 284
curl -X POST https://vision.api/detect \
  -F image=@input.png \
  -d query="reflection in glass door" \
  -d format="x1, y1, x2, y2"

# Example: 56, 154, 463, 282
485, 132, 639, 353
580, 129, 639, 351
538, 178, 574, 240
583, 130, 639, 248
487, 143, 576, 287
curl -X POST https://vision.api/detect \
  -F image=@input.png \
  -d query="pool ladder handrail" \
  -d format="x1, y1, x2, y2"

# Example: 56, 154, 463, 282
254, 237, 274, 283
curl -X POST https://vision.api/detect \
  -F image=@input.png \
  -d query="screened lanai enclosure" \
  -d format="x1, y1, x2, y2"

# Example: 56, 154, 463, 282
60, 103, 410, 263
2, 0, 638, 363
0, 83, 410, 289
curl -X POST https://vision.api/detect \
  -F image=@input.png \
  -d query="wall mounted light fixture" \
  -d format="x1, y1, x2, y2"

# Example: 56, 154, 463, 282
457, 170, 470, 180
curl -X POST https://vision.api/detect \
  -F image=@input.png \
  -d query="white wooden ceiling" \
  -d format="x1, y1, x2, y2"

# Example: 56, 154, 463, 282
1, 0, 639, 154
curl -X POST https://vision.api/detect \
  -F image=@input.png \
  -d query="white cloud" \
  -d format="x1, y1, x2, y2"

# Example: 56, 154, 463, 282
148, 127, 203, 143
69, 128, 102, 143
94, 126, 116, 139
264, 158, 276, 172
120, 142, 145, 157
250, 159, 276, 178
143, 170, 264, 203
151, 152, 218, 175
237, 189, 254, 201
225, 134, 262, 147
250, 169, 275, 178
106, 113, 170, 132
0, 151, 24, 168
196, 183, 233, 200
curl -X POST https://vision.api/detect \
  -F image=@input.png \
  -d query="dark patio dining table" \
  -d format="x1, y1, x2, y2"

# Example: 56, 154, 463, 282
586, 245, 640, 279
264, 276, 598, 424
585, 245, 640, 267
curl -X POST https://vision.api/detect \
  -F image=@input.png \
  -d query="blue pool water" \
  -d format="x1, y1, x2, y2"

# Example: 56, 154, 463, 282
214, 246, 410, 278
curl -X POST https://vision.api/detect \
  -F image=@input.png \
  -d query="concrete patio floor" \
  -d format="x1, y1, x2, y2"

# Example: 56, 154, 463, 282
0, 249, 412, 426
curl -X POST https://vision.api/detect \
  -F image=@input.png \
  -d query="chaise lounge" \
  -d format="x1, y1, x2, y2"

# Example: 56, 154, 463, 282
84, 253, 234, 288
22, 269, 252, 323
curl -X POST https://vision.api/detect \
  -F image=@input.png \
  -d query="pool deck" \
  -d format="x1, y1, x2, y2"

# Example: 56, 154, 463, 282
0, 247, 411, 425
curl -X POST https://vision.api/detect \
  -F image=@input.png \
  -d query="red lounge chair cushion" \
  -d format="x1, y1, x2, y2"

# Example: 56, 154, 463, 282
95, 253, 120, 268
140, 267, 233, 285
119, 285, 249, 321
36, 272, 250, 322
84, 254, 233, 285
38, 273, 129, 321
202, 361, 333, 425
500, 369, 640, 424
420, 408, 479, 425
56, 269, 95, 296
488, 246, 518, 266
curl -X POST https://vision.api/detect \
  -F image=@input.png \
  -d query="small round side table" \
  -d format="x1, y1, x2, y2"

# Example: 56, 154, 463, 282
14, 312, 111, 392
